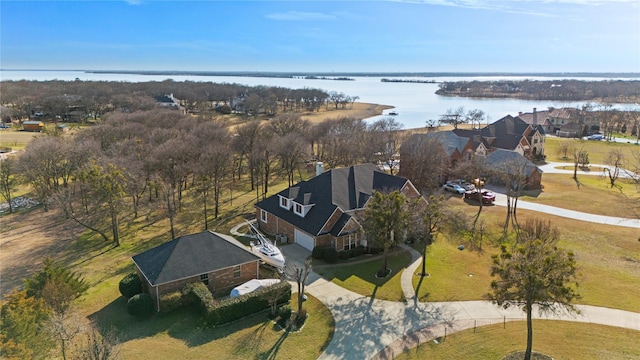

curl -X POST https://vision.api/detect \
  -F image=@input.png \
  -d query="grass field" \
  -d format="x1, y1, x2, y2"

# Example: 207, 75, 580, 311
413, 202, 640, 312
395, 320, 640, 360
314, 249, 412, 302
520, 173, 640, 218
91, 293, 334, 360
544, 136, 640, 164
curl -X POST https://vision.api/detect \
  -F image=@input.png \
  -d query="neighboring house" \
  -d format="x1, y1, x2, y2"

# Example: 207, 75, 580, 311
485, 149, 543, 190
132, 231, 261, 311
23, 121, 44, 132
254, 163, 421, 252
405, 131, 476, 165
455, 115, 546, 159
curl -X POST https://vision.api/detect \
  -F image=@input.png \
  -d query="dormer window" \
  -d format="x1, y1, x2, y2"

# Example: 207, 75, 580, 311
279, 196, 291, 210
295, 203, 302, 214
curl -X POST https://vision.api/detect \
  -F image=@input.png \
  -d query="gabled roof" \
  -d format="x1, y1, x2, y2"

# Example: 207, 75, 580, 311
256, 163, 410, 237
485, 149, 542, 177
132, 231, 260, 286
422, 131, 471, 157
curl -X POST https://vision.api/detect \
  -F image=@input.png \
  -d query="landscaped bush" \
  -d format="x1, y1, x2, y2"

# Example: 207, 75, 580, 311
182, 282, 214, 312
203, 281, 291, 326
126, 293, 155, 317
311, 246, 326, 260
119, 273, 142, 299
293, 309, 308, 330
159, 291, 183, 313
338, 250, 351, 260
323, 248, 339, 263
352, 245, 365, 257
276, 304, 292, 328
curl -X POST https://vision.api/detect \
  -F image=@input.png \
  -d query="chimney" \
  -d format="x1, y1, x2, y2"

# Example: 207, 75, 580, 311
316, 162, 325, 176
533, 108, 537, 125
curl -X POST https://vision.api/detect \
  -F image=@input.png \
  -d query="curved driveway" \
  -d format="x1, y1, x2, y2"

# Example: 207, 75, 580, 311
279, 161, 639, 359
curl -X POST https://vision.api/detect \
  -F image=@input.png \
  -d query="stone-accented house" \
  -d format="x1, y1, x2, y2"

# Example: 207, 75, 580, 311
254, 163, 421, 252
454, 115, 546, 159
403, 131, 476, 165
485, 149, 543, 189
132, 231, 261, 311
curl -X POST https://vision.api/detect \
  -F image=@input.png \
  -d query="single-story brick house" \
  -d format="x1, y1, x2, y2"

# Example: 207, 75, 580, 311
132, 231, 261, 311
254, 163, 422, 253
485, 149, 543, 190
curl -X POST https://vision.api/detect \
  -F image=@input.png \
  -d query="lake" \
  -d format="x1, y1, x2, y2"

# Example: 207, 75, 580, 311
1, 70, 638, 129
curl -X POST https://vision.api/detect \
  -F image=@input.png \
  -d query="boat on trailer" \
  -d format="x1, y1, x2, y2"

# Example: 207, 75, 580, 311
247, 221, 286, 271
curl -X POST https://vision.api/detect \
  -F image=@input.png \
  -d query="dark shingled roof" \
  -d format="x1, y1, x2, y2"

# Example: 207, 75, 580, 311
423, 131, 470, 157
255, 163, 410, 237
132, 231, 260, 286
485, 149, 542, 177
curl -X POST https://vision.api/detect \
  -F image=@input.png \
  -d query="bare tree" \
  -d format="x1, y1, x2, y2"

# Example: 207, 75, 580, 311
398, 134, 449, 193
556, 141, 571, 160
603, 149, 624, 188
285, 258, 313, 315
438, 106, 467, 129
76, 325, 120, 360
367, 117, 404, 175
0, 157, 19, 214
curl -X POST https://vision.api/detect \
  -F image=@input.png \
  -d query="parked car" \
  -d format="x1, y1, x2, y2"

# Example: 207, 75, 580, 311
447, 179, 476, 191
443, 182, 466, 194
464, 189, 496, 204
586, 134, 604, 140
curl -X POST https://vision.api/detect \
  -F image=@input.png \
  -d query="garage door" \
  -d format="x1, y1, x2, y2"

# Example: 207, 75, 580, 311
294, 229, 315, 251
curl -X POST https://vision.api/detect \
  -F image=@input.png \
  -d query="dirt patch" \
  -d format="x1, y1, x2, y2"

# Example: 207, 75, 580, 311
0, 208, 83, 296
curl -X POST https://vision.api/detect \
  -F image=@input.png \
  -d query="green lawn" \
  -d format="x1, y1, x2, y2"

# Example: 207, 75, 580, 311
314, 249, 412, 302
396, 320, 640, 360
544, 136, 640, 164
87, 290, 334, 360
413, 203, 640, 312
520, 173, 640, 218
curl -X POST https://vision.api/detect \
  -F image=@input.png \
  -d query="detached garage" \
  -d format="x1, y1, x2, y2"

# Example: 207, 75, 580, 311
294, 229, 315, 251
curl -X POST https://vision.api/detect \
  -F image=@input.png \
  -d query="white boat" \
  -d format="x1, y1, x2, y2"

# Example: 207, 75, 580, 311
230, 279, 281, 298
248, 221, 286, 271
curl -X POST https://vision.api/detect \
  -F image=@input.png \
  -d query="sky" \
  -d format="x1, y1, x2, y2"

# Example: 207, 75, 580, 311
1, 0, 639, 73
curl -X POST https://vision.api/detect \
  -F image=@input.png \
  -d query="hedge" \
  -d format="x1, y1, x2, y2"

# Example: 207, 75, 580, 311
204, 281, 291, 326
127, 293, 154, 317
182, 282, 215, 312
323, 248, 339, 263
159, 291, 183, 313
119, 273, 142, 299
312, 246, 326, 260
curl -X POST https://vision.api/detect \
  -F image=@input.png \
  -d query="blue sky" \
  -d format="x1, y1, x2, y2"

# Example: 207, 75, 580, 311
1, 0, 639, 73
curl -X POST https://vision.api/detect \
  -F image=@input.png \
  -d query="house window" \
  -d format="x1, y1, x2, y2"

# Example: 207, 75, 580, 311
280, 197, 288, 209
294, 203, 302, 214
200, 273, 209, 285
260, 209, 267, 223
233, 266, 241, 279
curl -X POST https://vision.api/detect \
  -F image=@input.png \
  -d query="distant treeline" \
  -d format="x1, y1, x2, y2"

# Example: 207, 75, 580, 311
0, 80, 359, 122
85, 70, 640, 79
381, 78, 437, 84
435, 80, 640, 103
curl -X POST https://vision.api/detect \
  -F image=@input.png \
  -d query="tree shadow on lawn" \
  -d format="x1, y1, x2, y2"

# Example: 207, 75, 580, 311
315, 250, 410, 286
88, 297, 279, 349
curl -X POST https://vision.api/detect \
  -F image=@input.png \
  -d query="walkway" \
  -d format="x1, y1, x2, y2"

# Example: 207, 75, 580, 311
280, 245, 640, 360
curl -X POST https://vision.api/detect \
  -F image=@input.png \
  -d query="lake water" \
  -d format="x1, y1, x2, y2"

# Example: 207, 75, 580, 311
2, 70, 638, 129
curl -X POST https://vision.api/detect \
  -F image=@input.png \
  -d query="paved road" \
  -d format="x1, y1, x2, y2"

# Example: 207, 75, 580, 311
280, 244, 640, 360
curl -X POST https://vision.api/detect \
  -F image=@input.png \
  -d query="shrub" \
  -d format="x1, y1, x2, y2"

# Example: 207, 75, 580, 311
203, 281, 291, 326
338, 250, 351, 260
311, 246, 326, 260
352, 245, 365, 257
323, 248, 338, 263
119, 273, 142, 299
159, 291, 183, 313
294, 309, 308, 330
276, 304, 292, 328
126, 293, 154, 317
182, 282, 214, 312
